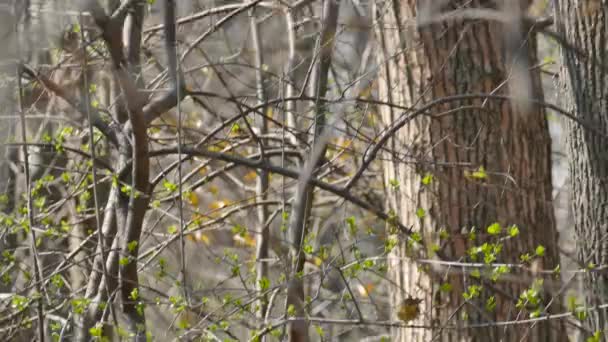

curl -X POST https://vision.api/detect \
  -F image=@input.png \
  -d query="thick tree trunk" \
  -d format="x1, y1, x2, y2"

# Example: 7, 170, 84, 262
375, 1, 565, 341
555, 1, 608, 339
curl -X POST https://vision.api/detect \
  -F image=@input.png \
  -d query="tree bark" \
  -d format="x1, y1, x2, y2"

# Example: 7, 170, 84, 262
375, 1, 565, 340
555, 1, 608, 339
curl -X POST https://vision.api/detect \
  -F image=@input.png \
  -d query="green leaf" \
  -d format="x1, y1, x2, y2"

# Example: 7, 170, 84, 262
587, 331, 602, 342
487, 222, 501, 235
416, 208, 425, 219
508, 225, 520, 237
411, 232, 422, 243
346, 216, 357, 236
314, 325, 324, 337
439, 282, 452, 293
462, 285, 482, 300
421, 173, 433, 185
127, 240, 138, 253
163, 180, 178, 192
471, 166, 487, 180
11, 295, 29, 311
491, 265, 510, 282
258, 277, 270, 291
389, 178, 400, 190
486, 296, 496, 312
287, 304, 296, 317
51, 274, 64, 288
566, 295, 578, 312
89, 324, 103, 338
230, 122, 241, 133
535, 245, 546, 257
553, 264, 561, 276
130, 288, 139, 301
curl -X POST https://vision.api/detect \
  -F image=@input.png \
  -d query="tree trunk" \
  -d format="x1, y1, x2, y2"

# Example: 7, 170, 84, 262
555, 1, 608, 339
375, 1, 565, 341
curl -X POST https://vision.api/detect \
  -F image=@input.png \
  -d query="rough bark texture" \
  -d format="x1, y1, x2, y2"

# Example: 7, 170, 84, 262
555, 1, 608, 338
375, 1, 565, 341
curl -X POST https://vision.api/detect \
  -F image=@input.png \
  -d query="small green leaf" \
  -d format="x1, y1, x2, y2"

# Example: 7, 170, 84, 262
128, 240, 138, 253
587, 331, 602, 342
471, 166, 487, 180
535, 245, 546, 257
389, 178, 400, 190
553, 264, 561, 276
487, 222, 501, 235
258, 277, 270, 291
163, 180, 178, 192
89, 324, 103, 338
421, 173, 433, 185
486, 296, 496, 312
416, 208, 425, 219
130, 288, 139, 301
462, 285, 482, 300
287, 304, 296, 317
346, 216, 357, 236
230, 122, 241, 133
439, 282, 452, 293
530, 309, 541, 318
508, 225, 520, 237
411, 232, 422, 243
314, 325, 324, 337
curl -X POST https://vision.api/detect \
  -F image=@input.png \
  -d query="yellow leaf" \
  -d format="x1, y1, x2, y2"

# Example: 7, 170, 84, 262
190, 231, 212, 245
356, 283, 375, 297
358, 84, 373, 99
243, 170, 258, 183
233, 233, 256, 248
188, 192, 199, 206
312, 256, 323, 267
209, 185, 219, 196
209, 200, 228, 210
198, 233, 211, 245
397, 296, 423, 322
